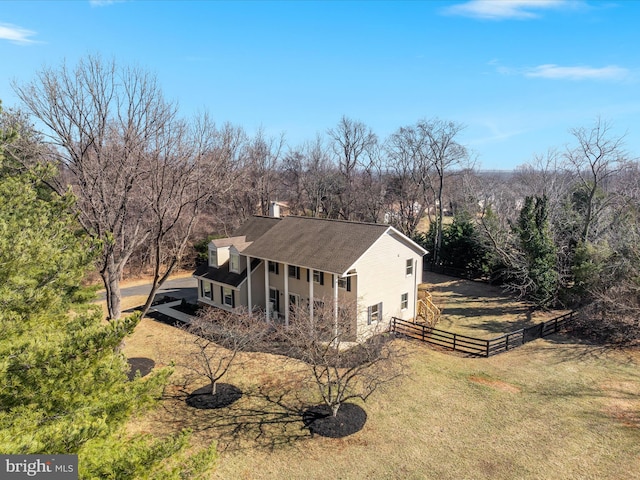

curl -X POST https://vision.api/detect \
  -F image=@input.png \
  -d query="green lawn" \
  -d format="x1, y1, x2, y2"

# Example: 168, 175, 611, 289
125, 317, 640, 480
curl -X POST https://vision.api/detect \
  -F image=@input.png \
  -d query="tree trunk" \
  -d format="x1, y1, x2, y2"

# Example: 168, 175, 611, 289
331, 402, 341, 417
104, 272, 122, 321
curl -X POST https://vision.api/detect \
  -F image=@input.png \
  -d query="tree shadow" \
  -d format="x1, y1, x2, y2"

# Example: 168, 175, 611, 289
160, 380, 319, 452
464, 315, 535, 336
531, 333, 640, 366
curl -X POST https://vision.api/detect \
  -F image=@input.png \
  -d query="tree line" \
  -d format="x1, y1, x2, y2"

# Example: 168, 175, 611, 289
5, 54, 640, 343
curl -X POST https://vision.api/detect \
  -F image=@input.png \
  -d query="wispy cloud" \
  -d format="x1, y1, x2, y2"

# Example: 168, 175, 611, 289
89, 0, 125, 6
0, 23, 38, 45
490, 60, 631, 82
443, 0, 571, 20
525, 64, 629, 81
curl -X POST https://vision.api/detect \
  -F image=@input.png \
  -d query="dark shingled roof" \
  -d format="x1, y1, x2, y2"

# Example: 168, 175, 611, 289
232, 216, 281, 242
242, 216, 391, 274
194, 259, 261, 288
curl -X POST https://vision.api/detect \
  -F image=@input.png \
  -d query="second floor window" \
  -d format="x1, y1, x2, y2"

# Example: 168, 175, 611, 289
268, 261, 279, 275
230, 253, 240, 273
288, 265, 300, 279
406, 259, 414, 276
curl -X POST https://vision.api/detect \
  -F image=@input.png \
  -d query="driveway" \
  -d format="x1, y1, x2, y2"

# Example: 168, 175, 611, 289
98, 275, 199, 304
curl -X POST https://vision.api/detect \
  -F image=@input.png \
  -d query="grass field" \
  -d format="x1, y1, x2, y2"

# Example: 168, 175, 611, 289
423, 272, 570, 338
121, 274, 640, 480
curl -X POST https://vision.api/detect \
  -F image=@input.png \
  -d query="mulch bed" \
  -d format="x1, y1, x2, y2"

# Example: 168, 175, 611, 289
127, 357, 156, 380
302, 403, 367, 438
185, 383, 243, 409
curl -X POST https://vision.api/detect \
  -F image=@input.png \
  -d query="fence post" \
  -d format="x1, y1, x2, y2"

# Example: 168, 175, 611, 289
486, 340, 490, 357
452, 333, 457, 351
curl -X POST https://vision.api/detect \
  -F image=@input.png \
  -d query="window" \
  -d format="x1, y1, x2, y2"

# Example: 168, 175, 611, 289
229, 253, 240, 273
222, 287, 234, 307
268, 261, 279, 275
201, 281, 212, 300
401, 292, 408, 310
313, 270, 324, 285
288, 265, 300, 279
208, 248, 217, 267
406, 259, 414, 276
338, 276, 351, 291
367, 302, 382, 325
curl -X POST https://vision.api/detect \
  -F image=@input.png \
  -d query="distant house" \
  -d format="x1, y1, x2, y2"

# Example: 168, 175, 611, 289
193, 210, 426, 340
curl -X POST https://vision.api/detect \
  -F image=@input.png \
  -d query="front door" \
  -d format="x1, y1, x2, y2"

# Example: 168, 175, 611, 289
269, 288, 280, 316
289, 293, 299, 315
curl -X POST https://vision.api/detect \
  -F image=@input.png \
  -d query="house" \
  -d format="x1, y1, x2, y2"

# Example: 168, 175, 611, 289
193, 212, 427, 341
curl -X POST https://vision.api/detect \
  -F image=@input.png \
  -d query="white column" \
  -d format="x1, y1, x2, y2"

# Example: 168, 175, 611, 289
309, 268, 314, 323
284, 263, 290, 328
264, 261, 270, 322
246, 256, 252, 317
413, 258, 418, 321
333, 274, 339, 342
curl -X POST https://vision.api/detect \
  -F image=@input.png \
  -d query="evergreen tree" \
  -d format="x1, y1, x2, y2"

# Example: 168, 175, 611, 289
0, 111, 216, 479
514, 195, 559, 308
440, 212, 490, 277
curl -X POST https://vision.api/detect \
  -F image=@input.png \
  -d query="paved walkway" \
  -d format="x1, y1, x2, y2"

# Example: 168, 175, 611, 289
148, 300, 195, 324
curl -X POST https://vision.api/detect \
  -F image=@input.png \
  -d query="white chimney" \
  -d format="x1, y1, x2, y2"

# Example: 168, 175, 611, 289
269, 201, 280, 218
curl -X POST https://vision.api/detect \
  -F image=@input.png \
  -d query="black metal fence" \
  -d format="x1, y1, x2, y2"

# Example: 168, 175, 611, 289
391, 311, 576, 357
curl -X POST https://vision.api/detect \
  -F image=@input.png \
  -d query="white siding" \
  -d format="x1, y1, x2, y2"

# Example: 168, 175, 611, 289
352, 231, 422, 338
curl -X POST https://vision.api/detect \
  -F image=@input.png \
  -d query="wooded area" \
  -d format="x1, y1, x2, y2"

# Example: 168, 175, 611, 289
3, 55, 639, 339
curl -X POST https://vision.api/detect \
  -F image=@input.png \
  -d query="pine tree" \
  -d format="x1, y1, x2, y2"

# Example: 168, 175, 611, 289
514, 195, 559, 308
0, 109, 216, 479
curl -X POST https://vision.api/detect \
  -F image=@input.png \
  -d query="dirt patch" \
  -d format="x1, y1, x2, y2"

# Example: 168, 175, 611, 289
469, 375, 521, 394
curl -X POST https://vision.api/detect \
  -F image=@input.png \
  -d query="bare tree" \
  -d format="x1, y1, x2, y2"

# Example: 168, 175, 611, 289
417, 119, 469, 265
327, 116, 378, 220
302, 135, 341, 218
281, 148, 307, 215
384, 125, 432, 237
138, 113, 232, 316
182, 308, 267, 397
353, 143, 387, 223
14, 55, 179, 319
233, 129, 285, 219
564, 117, 627, 243
277, 301, 405, 419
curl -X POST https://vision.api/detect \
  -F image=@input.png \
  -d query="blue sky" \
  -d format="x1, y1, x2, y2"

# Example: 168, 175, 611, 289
1, 0, 638, 169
